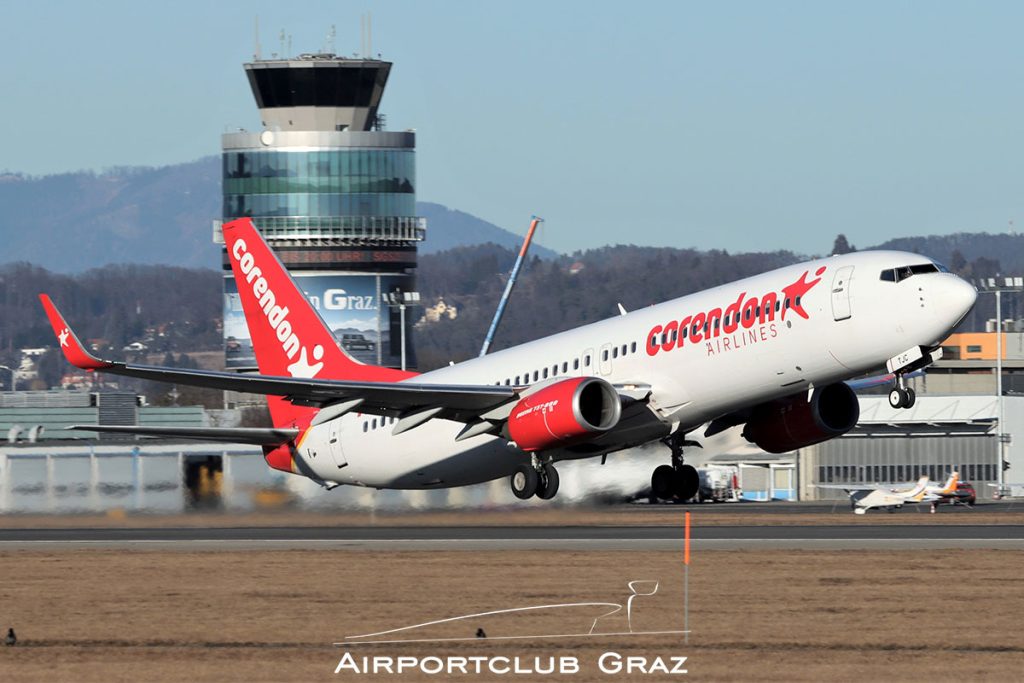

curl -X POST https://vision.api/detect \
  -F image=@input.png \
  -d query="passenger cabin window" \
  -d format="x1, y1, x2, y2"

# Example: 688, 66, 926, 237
602, 349, 609, 361
543, 368, 549, 379
573, 359, 580, 370
584, 355, 591, 367
630, 342, 637, 353
562, 361, 568, 373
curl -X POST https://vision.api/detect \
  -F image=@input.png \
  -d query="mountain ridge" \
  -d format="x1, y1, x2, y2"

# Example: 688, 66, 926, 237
0, 157, 558, 272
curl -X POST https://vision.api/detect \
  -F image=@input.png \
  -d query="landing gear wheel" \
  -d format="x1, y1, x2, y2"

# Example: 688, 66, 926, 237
902, 387, 916, 409
651, 465, 677, 500
536, 463, 560, 500
510, 464, 539, 500
888, 388, 905, 409
675, 464, 700, 501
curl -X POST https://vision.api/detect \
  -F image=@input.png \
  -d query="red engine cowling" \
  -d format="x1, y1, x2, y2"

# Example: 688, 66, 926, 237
507, 377, 622, 452
742, 383, 860, 454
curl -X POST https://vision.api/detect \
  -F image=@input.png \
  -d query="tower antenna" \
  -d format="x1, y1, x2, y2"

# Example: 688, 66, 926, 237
254, 15, 261, 60
368, 13, 373, 57
324, 24, 336, 54
279, 29, 286, 58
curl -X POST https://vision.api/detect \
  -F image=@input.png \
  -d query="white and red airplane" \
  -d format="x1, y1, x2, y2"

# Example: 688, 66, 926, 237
39, 218, 976, 502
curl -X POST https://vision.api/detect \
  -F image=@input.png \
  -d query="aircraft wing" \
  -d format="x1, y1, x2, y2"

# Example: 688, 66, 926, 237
65, 425, 299, 445
814, 484, 871, 493
41, 294, 518, 425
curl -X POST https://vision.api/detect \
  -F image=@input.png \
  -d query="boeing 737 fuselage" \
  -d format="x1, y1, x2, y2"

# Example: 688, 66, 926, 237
41, 219, 977, 502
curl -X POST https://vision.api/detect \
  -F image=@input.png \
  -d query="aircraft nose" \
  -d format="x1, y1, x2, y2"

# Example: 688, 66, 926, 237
946, 276, 977, 321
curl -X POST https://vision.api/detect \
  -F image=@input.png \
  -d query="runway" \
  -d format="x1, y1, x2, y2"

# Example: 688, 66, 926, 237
0, 524, 1020, 550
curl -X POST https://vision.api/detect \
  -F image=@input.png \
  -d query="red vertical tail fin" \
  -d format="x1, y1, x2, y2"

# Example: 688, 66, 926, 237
222, 218, 412, 429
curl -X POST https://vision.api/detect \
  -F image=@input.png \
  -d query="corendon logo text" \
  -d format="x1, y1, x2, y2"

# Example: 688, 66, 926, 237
231, 238, 325, 379
646, 267, 826, 358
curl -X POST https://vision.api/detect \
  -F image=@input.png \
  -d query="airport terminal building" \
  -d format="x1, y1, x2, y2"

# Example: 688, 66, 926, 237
218, 54, 424, 370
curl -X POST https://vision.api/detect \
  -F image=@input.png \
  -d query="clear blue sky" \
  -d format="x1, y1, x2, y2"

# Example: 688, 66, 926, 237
2, 1, 1023, 255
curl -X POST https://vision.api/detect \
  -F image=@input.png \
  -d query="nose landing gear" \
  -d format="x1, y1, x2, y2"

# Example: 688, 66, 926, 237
510, 457, 560, 500
888, 373, 916, 409
885, 345, 943, 409
650, 431, 701, 502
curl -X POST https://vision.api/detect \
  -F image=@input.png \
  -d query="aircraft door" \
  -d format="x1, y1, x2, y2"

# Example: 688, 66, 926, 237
598, 343, 613, 376
831, 266, 854, 321
582, 348, 594, 376
328, 419, 348, 469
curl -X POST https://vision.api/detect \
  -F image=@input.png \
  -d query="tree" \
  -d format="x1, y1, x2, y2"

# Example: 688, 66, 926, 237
831, 234, 855, 255
950, 249, 967, 274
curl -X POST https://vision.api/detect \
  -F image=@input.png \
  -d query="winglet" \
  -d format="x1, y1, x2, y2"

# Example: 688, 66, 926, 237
38, 294, 113, 370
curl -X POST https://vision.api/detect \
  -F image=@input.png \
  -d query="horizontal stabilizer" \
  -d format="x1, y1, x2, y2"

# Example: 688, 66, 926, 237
67, 425, 299, 446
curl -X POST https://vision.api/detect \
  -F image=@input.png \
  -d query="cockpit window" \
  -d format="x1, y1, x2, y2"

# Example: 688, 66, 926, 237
880, 263, 939, 283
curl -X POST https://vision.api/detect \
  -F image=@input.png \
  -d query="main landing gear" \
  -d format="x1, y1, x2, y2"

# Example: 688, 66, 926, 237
510, 457, 560, 500
888, 372, 916, 409
650, 431, 700, 502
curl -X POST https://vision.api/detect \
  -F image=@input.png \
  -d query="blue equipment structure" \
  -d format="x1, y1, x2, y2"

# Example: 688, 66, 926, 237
479, 216, 544, 357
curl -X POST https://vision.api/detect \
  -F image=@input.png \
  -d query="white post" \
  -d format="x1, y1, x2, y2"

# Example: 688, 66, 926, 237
400, 304, 407, 372
222, 451, 233, 508
177, 451, 185, 512
89, 448, 100, 511
45, 454, 55, 512
0, 452, 8, 513
132, 448, 143, 510
996, 291, 1004, 489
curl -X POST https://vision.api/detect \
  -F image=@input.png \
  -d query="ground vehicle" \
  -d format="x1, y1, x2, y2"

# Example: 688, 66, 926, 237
951, 481, 976, 505
340, 333, 375, 352
697, 466, 740, 502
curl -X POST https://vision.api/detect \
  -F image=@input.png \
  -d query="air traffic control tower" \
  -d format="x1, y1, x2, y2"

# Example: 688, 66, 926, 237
218, 53, 424, 370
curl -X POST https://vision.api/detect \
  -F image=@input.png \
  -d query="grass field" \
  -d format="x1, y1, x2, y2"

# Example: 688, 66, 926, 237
0, 545, 1020, 681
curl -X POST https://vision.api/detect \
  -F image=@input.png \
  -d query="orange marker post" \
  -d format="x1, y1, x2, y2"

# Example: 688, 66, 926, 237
684, 511, 691, 566
684, 511, 690, 643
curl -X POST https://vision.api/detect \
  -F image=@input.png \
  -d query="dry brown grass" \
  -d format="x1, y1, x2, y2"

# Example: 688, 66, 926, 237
0, 547, 1020, 682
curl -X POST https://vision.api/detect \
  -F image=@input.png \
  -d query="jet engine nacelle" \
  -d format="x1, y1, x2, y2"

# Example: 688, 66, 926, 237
742, 382, 860, 454
507, 377, 622, 452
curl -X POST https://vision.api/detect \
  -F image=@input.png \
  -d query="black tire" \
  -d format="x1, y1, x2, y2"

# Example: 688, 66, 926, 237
537, 463, 560, 500
902, 387, 916, 409
889, 388, 904, 409
651, 465, 676, 500
675, 464, 700, 501
510, 464, 539, 500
